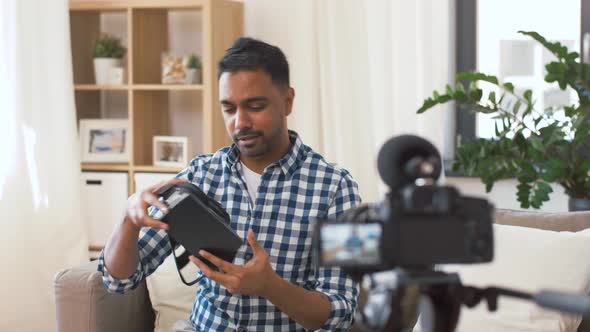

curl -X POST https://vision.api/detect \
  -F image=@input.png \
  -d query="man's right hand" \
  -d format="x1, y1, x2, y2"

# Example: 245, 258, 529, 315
123, 178, 188, 231
105, 177, 188, 279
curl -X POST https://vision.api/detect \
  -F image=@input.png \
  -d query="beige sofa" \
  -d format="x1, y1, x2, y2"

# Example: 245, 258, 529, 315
493, 210, 590, 332
54, 210, 590, 332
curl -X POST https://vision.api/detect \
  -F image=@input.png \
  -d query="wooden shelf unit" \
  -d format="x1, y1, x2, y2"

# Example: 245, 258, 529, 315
133, 165, 184, 173
132, 84, 204, 90
74, 84, 204, 91
81, 163, 130, 172
70, 0, 243, 194
74, 84, 129, 91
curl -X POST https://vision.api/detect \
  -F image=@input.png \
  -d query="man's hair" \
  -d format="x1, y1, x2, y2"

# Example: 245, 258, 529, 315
217, 37, 290, 88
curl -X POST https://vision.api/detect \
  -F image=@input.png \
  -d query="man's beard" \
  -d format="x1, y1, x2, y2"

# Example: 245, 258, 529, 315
233, 127, 283, 158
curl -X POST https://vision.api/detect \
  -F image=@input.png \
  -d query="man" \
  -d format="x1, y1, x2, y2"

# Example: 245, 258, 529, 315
99, 37, 361, 331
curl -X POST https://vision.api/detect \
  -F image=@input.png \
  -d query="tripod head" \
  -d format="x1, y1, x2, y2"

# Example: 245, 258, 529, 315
355, 269, 590, 332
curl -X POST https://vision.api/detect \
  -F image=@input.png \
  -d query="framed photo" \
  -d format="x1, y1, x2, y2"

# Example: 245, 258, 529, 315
153, 136, 189, 168
161, 54, 186, 84
79, 119, 130, 163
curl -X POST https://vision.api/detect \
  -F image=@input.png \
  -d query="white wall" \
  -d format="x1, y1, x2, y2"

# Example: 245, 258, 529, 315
244, 0, 324, 148
447, 177, 569, 212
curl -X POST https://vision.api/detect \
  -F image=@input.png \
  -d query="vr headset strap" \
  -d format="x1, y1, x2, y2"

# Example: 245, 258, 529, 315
170, 237, 203, 286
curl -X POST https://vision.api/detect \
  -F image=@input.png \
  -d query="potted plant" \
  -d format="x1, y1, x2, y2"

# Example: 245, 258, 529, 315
418, 31, 590, 210
185, 53, 201, 84
93, 34, 127, 85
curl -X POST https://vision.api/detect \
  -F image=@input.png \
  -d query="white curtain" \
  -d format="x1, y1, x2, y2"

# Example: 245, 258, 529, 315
0, 0, 89, 331
245, 0, 455, 201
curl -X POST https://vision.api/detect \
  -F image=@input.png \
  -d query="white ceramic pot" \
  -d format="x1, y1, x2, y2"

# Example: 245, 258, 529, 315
108, 67, 125, 85
185, 68, 199, 84
94, 58, 122, 85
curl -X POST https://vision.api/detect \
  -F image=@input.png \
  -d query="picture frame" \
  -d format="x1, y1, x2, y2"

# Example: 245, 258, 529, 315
79, 119, 130, 163
161, 54, 186, 84
153, 136, 189, 168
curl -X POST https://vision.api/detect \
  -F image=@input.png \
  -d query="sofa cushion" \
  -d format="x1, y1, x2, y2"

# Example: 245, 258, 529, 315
440, 224, 590, 332
54, 260, 155, 332
146, 254, 198, 332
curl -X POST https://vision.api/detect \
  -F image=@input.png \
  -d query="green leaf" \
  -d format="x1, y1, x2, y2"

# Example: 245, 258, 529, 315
446, 84, 454, 96
470, 88, 483, 102
523, 89, 533, 102
519, 31, 570, 60
488, 91, 496, 104
568, 52, 580, 61
539, 123, 565, 144
540, 159, 568, 182
93, 34, 127, 58
517, 182, 532, 208
454, 85, 467, 101
520, 161, 536, 176
537, 181, 553, 195
456, 71, 499, 85
438, 95, 452, 103
513, 131, 527, 151
564, 106, 577, 117
530, 136, 544, 151
513, 100, 522, 115
484, 180, 494, 192
456, 82, 465, 93
417, 97, 439, 114
574, 122, 590, 143
523, 104, 534, 118
530, 181, 553, 209
503, 82, 515, 93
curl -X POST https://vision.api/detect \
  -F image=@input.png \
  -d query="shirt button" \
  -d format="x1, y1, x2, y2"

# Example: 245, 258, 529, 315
237, 327, 247, 332
244, 253, 253, 261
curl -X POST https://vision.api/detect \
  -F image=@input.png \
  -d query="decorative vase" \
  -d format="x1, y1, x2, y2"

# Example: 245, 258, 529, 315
108, 67, 125, 85
185, 68, 200, 84
568, 198, 590, 211
94, 58, 122, 85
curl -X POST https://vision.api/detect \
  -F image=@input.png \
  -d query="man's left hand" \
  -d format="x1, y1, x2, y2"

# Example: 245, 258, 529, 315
189, 228, 278, 297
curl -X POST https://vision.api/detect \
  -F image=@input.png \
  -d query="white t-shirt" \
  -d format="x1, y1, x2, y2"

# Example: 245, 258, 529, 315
239, 162, 262, 205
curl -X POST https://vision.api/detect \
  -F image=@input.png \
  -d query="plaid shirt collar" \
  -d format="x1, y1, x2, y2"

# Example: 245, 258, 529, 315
225, 130, 309, 177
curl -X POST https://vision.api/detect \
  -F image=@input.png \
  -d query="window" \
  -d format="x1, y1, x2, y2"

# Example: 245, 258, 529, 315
455, 0, 590, 142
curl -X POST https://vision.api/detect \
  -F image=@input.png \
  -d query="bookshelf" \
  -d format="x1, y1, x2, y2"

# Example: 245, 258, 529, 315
69, 0, 243, 194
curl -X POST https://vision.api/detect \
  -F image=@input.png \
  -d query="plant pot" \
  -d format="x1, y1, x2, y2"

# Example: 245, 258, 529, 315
94, 58, 122, 85
568, 198, 590, 211
108, 67, 125, 85
185, 68, 201, 84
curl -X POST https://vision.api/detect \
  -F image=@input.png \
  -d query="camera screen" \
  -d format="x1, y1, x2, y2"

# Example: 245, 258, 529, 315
320, 223, 382, 266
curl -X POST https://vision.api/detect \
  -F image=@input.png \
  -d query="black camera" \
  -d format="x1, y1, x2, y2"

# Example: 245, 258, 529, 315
313, 135, 494, 274
313, 135, 590, 332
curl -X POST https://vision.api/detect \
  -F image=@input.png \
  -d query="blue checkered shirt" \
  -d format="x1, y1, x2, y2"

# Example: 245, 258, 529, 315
98, 131, 361, 331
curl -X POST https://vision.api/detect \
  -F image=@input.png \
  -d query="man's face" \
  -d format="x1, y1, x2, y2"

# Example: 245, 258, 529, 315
219, 70, 293, 159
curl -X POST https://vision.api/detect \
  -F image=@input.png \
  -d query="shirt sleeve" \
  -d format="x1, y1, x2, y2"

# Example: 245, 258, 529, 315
315, 172, 362, 331
97, 165, 195, 293
97, 226, 172, 293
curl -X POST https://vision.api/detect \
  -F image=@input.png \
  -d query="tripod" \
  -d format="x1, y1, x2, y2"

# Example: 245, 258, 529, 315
356, 269, 590, 332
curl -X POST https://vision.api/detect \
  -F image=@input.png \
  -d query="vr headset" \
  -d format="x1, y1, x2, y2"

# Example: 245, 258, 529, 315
156, 182, 243, 285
